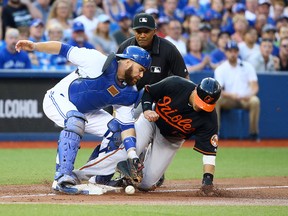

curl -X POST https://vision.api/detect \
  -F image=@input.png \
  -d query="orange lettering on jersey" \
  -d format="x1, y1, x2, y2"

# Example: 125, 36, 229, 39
156, 96, 195, 134
107, 85, 120, 97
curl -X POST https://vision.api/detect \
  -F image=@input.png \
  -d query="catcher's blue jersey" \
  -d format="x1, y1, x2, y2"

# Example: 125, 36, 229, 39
68, 55, 139, 113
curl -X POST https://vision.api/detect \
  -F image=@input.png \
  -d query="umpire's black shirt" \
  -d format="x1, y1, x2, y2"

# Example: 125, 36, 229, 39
117, 35, 189, 90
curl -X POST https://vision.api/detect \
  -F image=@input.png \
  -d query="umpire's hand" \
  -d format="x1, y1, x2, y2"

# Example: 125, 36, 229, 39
143, 110, 159, 122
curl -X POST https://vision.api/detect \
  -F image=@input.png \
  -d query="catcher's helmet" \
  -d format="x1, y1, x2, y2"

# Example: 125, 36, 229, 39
116, 46, 152, 70
194, 77, 221, 112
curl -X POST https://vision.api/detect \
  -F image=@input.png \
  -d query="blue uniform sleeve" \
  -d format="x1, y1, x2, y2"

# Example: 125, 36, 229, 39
59, 43, 73, 58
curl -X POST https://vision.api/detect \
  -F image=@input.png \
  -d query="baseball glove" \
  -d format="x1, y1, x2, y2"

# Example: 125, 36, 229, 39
116, 158, 144, 188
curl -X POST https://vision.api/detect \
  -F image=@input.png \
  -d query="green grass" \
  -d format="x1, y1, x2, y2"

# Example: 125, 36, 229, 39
0, 204, 287, 216
1, 147, 288, 185
1, 147, 288, 215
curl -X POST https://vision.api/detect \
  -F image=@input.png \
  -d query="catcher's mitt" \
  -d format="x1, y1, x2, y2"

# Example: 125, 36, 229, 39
116, 158, 144, 187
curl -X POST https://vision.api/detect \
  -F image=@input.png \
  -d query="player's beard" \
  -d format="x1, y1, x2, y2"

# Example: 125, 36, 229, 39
124, 65, 137, 86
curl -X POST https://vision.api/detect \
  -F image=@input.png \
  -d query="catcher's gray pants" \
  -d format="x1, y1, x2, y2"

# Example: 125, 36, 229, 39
74, 113, 185, 190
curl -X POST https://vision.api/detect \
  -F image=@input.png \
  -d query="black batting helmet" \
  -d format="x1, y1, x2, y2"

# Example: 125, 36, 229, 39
194, 77, 221, 112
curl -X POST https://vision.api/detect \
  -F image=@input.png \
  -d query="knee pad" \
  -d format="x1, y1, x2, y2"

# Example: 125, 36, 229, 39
65, 110, 87, 137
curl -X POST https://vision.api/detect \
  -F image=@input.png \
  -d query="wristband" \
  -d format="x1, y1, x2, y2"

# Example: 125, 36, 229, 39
123, 136, 136, 151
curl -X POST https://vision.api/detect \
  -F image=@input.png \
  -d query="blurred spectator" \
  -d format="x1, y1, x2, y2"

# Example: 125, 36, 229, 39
1, 0, 42, 40
231, 14, 248, 43
254, 13, 268, 37
260, 23, 279, 56
46, 0, 73, 43
123, 0, 142, 18
165, 19, 187, 56
278, 37, 288, 71
270, 0, 285, 23
238, 27, 260, 60
223, 0, 236, 18
245, 0, 258, 23
276, 14, 288, 28
46, 22, 63, 41
90, 14, 118, 55
183, 0, 207, 17
33, 0, 51, 24
103, 0, 126, 23
198, 23, 217, 54
156, 16, 169, 38
210, 30, 231, 69
73, 0, 99, 42
137, 0, 158, 13
112, 13, 134, 46
159, 0, 184, 22
145, 8, 160, 22
46, 22, 69, 69
205, 0, 224, 28
222, 2, 246, 36
28, 19, 46, 42
28, 18, 49, 68
277, 25, 288, 45
214, 41, 260, 141
247, 38, 279, 72
0, 28, 31, 69
67, 21, 94, 49
210, 27, 221, 47
257, 0, 275, 25
183, 33, 211, 73
182, 14, 201, 40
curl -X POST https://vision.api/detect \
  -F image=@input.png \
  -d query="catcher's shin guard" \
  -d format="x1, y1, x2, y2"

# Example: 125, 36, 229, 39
57, 130, 81, 177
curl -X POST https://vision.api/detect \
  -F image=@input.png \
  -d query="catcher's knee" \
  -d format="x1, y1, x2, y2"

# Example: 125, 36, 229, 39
65, 110, 87, 137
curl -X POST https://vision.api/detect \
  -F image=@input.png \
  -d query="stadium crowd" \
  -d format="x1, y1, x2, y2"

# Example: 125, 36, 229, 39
0, 0, 288, 72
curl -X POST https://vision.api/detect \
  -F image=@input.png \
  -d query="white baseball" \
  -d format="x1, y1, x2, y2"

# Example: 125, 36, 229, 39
125, 185, 135, 195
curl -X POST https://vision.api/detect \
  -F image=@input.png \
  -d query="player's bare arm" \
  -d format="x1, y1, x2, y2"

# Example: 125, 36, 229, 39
15, 40, 62, 54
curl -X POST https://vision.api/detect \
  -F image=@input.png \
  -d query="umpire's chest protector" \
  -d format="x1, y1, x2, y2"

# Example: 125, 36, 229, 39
68, 54, 139, 113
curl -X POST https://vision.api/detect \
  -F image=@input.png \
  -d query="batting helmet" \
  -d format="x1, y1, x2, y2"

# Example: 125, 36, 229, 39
116, 46, 152, 70
194, 77, 221, 112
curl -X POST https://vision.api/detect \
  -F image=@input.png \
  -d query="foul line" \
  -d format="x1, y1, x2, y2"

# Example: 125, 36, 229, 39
0, 185, 288, 199
153, 185, 288, 193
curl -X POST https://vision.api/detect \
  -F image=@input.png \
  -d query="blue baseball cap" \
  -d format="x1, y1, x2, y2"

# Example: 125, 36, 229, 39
183, 6, 196, 18
117, 13, 130, 22
232, 3, 246, 13
204, 9, 222, 21
73, 21, 85, 32
225, 41, 239, 50
30, 19, 44, 27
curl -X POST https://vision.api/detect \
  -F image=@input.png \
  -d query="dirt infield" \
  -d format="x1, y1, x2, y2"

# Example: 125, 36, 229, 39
0, 140, 288, 205
0, 177, 287, 205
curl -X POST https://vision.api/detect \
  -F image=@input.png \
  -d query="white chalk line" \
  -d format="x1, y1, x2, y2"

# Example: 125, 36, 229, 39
154, 185, 288, 193
0, 185, 288, 199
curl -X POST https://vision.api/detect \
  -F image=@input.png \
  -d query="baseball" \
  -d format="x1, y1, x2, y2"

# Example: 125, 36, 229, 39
125, 185, 135, 195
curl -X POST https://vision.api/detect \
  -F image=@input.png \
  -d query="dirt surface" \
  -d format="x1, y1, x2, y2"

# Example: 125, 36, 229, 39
0, 140, 288, 206
0, 177, 287, 205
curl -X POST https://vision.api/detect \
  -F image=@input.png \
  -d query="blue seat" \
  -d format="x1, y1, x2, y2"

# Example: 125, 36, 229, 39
220, 109, 249, 139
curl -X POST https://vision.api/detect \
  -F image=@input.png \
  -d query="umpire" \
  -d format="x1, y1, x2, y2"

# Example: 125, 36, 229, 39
117, 13, 189, 90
